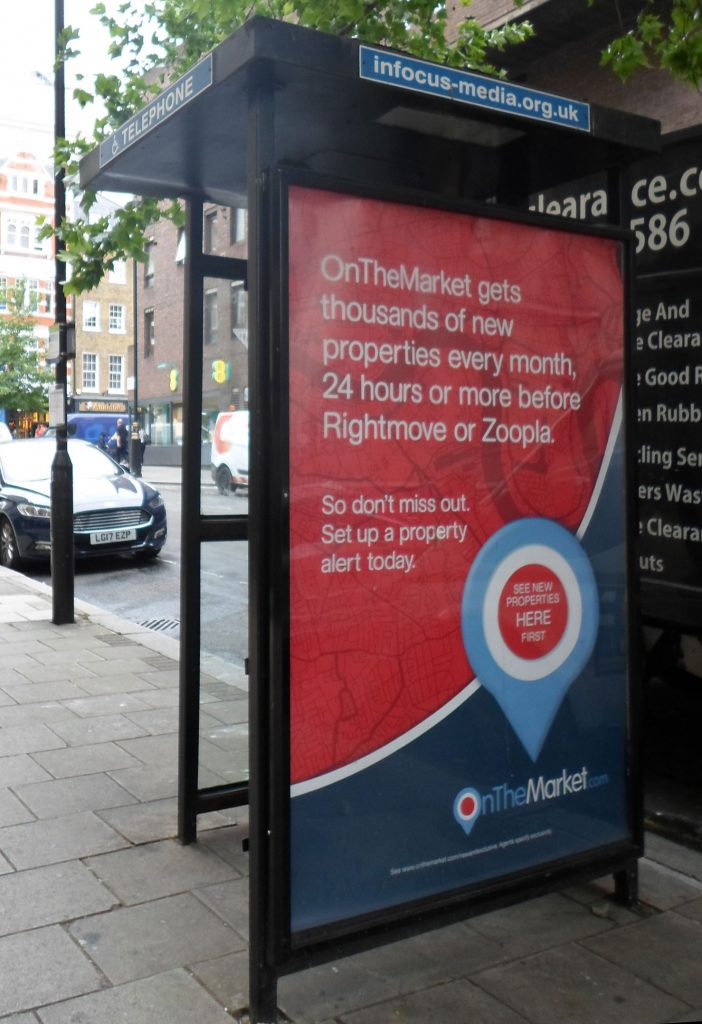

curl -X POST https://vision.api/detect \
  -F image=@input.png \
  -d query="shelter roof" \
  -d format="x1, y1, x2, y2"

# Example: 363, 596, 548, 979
80, 17, 660, 206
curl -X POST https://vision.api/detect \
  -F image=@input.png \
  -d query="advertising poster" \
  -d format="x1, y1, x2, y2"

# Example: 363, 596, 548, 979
287, 183, 631, 937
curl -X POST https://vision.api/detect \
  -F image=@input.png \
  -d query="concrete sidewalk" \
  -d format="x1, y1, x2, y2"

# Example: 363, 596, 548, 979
1, 568, 702, 1023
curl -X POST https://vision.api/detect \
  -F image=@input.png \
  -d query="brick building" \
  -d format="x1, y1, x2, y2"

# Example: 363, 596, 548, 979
135, 203, 248, 452
71, 259, 134, 420
0, 151, 55, 432
448, 0, 700, 134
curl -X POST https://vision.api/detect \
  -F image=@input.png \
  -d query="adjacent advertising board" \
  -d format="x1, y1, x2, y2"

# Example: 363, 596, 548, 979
285, 179, 634, 942
626, 135, 702, 625
528, 130, 702, 627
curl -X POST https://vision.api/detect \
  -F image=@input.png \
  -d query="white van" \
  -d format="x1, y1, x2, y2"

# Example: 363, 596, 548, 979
210, 410, 249, 494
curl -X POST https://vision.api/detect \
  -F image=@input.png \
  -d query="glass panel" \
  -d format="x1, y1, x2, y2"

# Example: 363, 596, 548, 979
201, 276, 250, 514
198, 538, 249, 790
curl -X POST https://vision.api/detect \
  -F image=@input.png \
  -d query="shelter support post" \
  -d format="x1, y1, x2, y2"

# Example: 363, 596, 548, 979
178, 197, 205, 845
248, 68, 281, 1024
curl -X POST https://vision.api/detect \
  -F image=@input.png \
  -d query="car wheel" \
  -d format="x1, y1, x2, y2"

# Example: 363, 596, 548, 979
216, 465, 234, 495
0, 518, 23, 571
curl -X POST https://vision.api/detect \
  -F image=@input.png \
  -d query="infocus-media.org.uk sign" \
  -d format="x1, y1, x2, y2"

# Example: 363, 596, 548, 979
359, 47, 590, 133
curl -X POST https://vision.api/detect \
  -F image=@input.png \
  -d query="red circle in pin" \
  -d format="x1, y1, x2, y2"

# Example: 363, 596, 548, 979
459, 793, 477, 818
497, 563, 568, 661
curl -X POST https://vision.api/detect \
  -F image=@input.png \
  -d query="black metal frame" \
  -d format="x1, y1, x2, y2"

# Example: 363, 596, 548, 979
245, 166, 643, 1016
177, 197, 250, 845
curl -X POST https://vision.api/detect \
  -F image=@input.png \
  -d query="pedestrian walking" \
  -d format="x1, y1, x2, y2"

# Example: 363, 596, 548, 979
111, 418, 129, 464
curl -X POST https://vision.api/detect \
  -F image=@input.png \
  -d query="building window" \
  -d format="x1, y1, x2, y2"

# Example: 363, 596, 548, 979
10, 174, 39, 195
229, 206, 246, 244
204, 289, 218, 344
203, 210, 217, 253
83, 300, 100, 331
144, 242, 155, 287
108, 260, 127, 284
82, 353, 98, 392
0, 276, 7, 312
230, 281, 248, 329
144, 309, 155, 356
109, 303, 125, 333
108, 355, 124, 393
24, 279, 40, 312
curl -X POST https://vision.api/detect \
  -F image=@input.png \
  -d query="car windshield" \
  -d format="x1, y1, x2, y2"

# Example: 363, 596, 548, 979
0, 441, 122, 484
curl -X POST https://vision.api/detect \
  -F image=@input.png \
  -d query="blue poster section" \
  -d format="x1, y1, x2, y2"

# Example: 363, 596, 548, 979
290, 440, 629, 934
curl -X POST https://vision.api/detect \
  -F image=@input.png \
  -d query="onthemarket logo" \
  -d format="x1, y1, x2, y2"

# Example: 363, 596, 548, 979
453, 765, 609, 836
359, 47, 591, 133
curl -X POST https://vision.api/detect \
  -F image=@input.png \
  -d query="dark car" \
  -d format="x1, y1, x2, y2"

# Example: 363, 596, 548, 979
0, 438, 167, 570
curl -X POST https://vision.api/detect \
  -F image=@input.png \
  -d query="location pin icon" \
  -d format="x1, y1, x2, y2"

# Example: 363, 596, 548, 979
453, 787, 482, 836
461, 519, 599, 761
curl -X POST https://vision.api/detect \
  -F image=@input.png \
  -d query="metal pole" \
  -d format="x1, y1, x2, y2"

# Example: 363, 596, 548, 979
50, 0, 74, 625
129, 259, 141, 475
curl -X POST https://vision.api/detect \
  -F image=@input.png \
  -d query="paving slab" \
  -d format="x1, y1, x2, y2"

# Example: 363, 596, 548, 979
466, 891, 616, 958
13, 772, 137, 818
190, 950, 250, 1015
123, 706, 180, 734
645, 833, 702, 885
276, 957, 400, 1023
0, 723, 66, 757
106, 761, 179, 801
0, 860, 118, 936
0, 701, 78, 727
62, 692, 154, 718
194, 875, 249, 937
335, 977, 528, 1024
0, 925, 102, 1017
0, 787, 35, 826
68, 892, 246, 985
637, 858, 702, 911
71, 673, 159, 696
85, 836, 238, 905
35, 969, 233, 1024
96, 795, 184, 843
0, 810, 128, 869
0, 753, 52, 787
472, 942, 687, 1024
32, 740, 142, 778
676, 894, 702, 922
582, 910, 702, 1005
115, 732, 179, 765
348, 921, 508, 994
46, 712, 148, 746
1, 680, 89, 703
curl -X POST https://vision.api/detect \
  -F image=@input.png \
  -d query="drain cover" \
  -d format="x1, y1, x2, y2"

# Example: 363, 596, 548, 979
139, 617, 180, 634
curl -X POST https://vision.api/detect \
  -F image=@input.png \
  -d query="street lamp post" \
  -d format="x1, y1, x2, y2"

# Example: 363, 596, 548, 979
50, 0, 74, 624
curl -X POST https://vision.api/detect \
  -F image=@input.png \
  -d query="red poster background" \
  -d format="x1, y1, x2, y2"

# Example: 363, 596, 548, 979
288, 186, 623, 785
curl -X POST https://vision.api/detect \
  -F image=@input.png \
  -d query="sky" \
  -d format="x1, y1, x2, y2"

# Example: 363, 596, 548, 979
0, 0, 147, 162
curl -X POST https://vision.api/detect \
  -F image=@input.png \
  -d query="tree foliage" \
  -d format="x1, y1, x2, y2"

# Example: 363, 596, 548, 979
0, 287, 54, 414
48, 0, 534, 294
599, 0, 702, 88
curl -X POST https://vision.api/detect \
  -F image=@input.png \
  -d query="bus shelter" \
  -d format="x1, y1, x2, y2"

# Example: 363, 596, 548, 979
81, 18, 660, 1022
